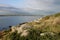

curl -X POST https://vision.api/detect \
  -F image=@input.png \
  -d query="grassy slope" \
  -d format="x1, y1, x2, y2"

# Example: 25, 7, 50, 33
28, 13, 60, 33
0, 13, 60, 40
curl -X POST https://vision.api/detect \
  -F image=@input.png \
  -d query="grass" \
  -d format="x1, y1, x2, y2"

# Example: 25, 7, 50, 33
0, 13, 60, 40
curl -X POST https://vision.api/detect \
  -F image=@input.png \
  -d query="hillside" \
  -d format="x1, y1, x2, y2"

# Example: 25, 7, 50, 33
28, 13, 60, 33
0, 13, 60, 40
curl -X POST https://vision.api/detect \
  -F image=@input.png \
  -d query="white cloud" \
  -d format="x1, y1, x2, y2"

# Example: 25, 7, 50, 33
22, 0, 55, 10
21, 0, 60, 12
0, 4, 11, 7
0, 0, 60, 15
21, 0, 60, 15
0, 4, 6, 6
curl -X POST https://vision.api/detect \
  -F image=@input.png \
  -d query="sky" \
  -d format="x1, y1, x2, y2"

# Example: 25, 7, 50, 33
0, 0, 60, 15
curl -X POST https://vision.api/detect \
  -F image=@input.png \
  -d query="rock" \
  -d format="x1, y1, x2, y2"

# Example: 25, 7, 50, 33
10, 26, 17, 32
40, 32, 55, 36
40, 33, 45, 36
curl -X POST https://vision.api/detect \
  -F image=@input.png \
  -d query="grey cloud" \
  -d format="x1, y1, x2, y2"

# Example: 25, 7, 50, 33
23, 0, 60, 14
24, 0, 60, 12
0, 0, 60, 15
54, 0, 60, 5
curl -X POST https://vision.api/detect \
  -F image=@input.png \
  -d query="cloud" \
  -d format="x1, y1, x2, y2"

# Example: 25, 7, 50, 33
22, 0, 53, 10
0, 4, 12, 7
19, 0, 60, 15
0, 0, 60, 15
0, 4, 6, 6
0, 10, 8, 12
22, 0, 60, 11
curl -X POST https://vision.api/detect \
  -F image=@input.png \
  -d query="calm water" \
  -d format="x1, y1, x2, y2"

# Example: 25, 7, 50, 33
0, 16, 42, 30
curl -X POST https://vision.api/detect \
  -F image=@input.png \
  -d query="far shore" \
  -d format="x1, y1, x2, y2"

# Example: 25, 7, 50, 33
0, 15, 44, 16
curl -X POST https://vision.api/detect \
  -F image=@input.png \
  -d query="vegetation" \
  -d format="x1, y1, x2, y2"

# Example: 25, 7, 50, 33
4, 28, 60, 40
0, 13, 60, 40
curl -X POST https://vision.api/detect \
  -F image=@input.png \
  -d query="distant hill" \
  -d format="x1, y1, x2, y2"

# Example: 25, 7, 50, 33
0, 13, 60, 40
0, 6, 32, 15
0, 6, 57, 16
